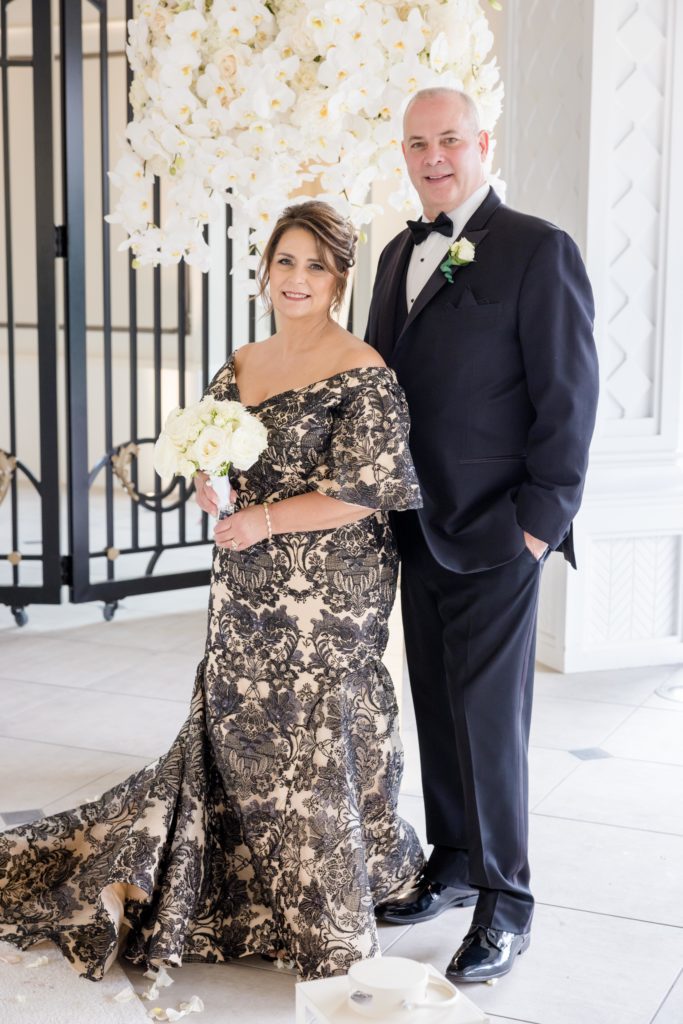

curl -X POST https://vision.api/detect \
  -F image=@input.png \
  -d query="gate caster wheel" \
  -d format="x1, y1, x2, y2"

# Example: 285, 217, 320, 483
102, 601, 119, 622
11, 606, 28, 627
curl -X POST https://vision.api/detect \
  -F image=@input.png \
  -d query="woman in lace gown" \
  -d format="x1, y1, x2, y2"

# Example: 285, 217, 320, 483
0, 201, 424, 980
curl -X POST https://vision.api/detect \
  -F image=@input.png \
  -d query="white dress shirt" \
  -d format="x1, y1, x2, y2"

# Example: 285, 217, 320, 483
405, 182, 490, 309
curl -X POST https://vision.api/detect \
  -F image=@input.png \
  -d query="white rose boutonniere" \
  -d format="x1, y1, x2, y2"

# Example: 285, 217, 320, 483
440, 237, 476, 284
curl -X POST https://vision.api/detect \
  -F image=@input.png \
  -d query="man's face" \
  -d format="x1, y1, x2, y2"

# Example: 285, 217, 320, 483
402, 94, 489, 219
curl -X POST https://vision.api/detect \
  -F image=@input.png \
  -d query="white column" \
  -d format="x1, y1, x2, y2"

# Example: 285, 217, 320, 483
499, 0, 683, 670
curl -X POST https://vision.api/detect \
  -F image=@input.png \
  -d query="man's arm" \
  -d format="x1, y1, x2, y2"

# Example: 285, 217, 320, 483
515, 229, 599, 548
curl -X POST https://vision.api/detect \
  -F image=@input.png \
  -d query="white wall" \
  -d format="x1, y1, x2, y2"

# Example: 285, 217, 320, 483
498, 0, 683, 670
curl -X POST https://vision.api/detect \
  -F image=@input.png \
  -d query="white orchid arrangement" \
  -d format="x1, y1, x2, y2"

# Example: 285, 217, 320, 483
109, 0, 503, 271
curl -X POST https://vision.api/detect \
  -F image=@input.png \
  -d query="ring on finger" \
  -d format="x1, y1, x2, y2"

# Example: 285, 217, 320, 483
230, 540, 237, 551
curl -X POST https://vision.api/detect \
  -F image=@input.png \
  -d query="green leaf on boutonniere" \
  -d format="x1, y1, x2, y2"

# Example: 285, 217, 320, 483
440, 237, 476, 283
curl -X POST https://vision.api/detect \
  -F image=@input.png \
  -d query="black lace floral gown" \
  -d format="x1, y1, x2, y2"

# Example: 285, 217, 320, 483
0, 360, 425, 980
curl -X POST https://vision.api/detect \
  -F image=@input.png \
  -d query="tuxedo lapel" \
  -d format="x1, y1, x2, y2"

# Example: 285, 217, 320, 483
399, 227, 489, 336
395, 188, 502, 342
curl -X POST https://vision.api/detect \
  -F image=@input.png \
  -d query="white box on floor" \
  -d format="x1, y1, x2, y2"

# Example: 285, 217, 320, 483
295, 967, 489, 1024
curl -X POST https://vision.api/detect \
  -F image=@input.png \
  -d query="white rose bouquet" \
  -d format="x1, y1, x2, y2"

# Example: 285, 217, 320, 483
153, 395, 268, 516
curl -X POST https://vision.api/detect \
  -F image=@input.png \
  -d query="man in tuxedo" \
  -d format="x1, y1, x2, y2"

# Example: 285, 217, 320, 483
367, 88, 599, 982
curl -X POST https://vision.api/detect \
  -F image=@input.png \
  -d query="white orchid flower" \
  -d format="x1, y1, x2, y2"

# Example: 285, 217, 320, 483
252, 79, 297, 119
215, 6, 260, 46
388, 56, 434, 95
108, 153, 152, 189
276, 24, 318, 62
106, 189, 154, 233
166, 10, 207, 48
126, 17, 150, 69
126, 120, 166, 162
382, 9, 426, 59
160, 87, 198, 125
154, 42, 201, 86
428, 31, 450, 73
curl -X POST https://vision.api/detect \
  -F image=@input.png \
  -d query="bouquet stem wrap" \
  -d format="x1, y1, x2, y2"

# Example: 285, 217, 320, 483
210, 474, 233, 519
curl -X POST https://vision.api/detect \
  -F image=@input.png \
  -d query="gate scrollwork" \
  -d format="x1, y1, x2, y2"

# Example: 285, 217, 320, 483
0, 450, 17, 508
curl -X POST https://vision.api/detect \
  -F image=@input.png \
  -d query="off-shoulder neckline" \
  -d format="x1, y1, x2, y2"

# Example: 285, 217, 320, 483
227, 352, 395, 410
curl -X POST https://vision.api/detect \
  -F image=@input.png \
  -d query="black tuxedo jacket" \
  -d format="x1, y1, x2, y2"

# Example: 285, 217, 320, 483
366, 188, 599, 573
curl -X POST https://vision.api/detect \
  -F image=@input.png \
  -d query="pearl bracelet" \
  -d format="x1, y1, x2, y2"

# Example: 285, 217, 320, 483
262, 502, 273, 541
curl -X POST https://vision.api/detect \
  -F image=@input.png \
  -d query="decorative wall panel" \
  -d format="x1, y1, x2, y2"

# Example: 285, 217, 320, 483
505, 0, 589, 248
587, 534, 681, 644
602, 0, 670, 426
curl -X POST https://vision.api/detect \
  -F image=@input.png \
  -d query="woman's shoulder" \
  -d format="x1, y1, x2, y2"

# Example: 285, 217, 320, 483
233, 339, 272, 370
333, 334, 387, 374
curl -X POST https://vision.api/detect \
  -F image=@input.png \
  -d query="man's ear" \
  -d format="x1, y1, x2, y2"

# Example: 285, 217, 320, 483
478, 130, 490, 161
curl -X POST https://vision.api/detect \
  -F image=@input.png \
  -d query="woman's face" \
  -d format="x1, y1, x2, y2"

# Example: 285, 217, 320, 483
268, 227, 338, 322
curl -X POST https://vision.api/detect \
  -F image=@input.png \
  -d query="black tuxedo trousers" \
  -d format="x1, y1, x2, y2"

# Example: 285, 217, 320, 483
394, 510, 541, 933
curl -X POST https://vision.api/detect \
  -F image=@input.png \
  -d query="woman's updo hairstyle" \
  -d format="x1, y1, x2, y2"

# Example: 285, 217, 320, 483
256, 200, 357, 315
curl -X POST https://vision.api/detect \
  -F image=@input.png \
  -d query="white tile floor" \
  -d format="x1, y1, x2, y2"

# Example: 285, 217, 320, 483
1, 590, 683, 1024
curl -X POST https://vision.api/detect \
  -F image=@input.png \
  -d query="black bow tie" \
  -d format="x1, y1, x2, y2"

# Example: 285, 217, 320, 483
406, 211, 453, 245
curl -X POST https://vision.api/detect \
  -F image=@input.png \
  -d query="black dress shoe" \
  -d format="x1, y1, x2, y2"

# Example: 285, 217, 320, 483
375, 877, 478, 924
445, 925, 530, 982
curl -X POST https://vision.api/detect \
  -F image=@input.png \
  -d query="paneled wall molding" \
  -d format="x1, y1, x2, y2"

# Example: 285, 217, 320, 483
503, 0, 683, 670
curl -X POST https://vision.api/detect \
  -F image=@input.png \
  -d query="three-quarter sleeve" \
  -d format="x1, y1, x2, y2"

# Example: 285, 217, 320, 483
307, 370, 423, 512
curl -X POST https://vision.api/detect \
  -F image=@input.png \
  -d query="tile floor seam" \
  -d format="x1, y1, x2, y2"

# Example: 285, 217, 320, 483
40, 766, 144, 811
533, 748, 683, 771
624, 703, 683, 718
650, 965, 683, 1023
597, 753, 683, 769
529, 756, 584, 811
595, 699, 647, 746
532, 810, 683, 839
533, 900, 683, 931
0, 675, 163, 695
530, 812, 683, 839
57, 637, 203, 654
484, 1017, 541, 1024
0, 733, 156, 760
534, 693, 660, 709
529, 702, 682, 811
377, 927, 415, 954
80, 684, 190, 705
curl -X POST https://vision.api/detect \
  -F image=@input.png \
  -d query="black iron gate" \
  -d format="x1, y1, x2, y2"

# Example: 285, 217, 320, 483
0, 0, 61, 620
0, 0, 236, 624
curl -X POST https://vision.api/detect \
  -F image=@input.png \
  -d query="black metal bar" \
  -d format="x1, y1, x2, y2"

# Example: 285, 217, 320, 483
1, 0, 19, 588
177, 263, 186, 543
202, 224, 210, 542
153, 181, 162, 559
125, 0, 139, 553
98, 4, 115, 582
61, 0, 90, 603
0, 320, 189, 334
74, 569, 210, 603
1, 554, 51, 564
225, 204, 232, 360
40, 537, 209, 560
0, 585, 62, 605
32, 0, 61, 598
248, 273, 256, 344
